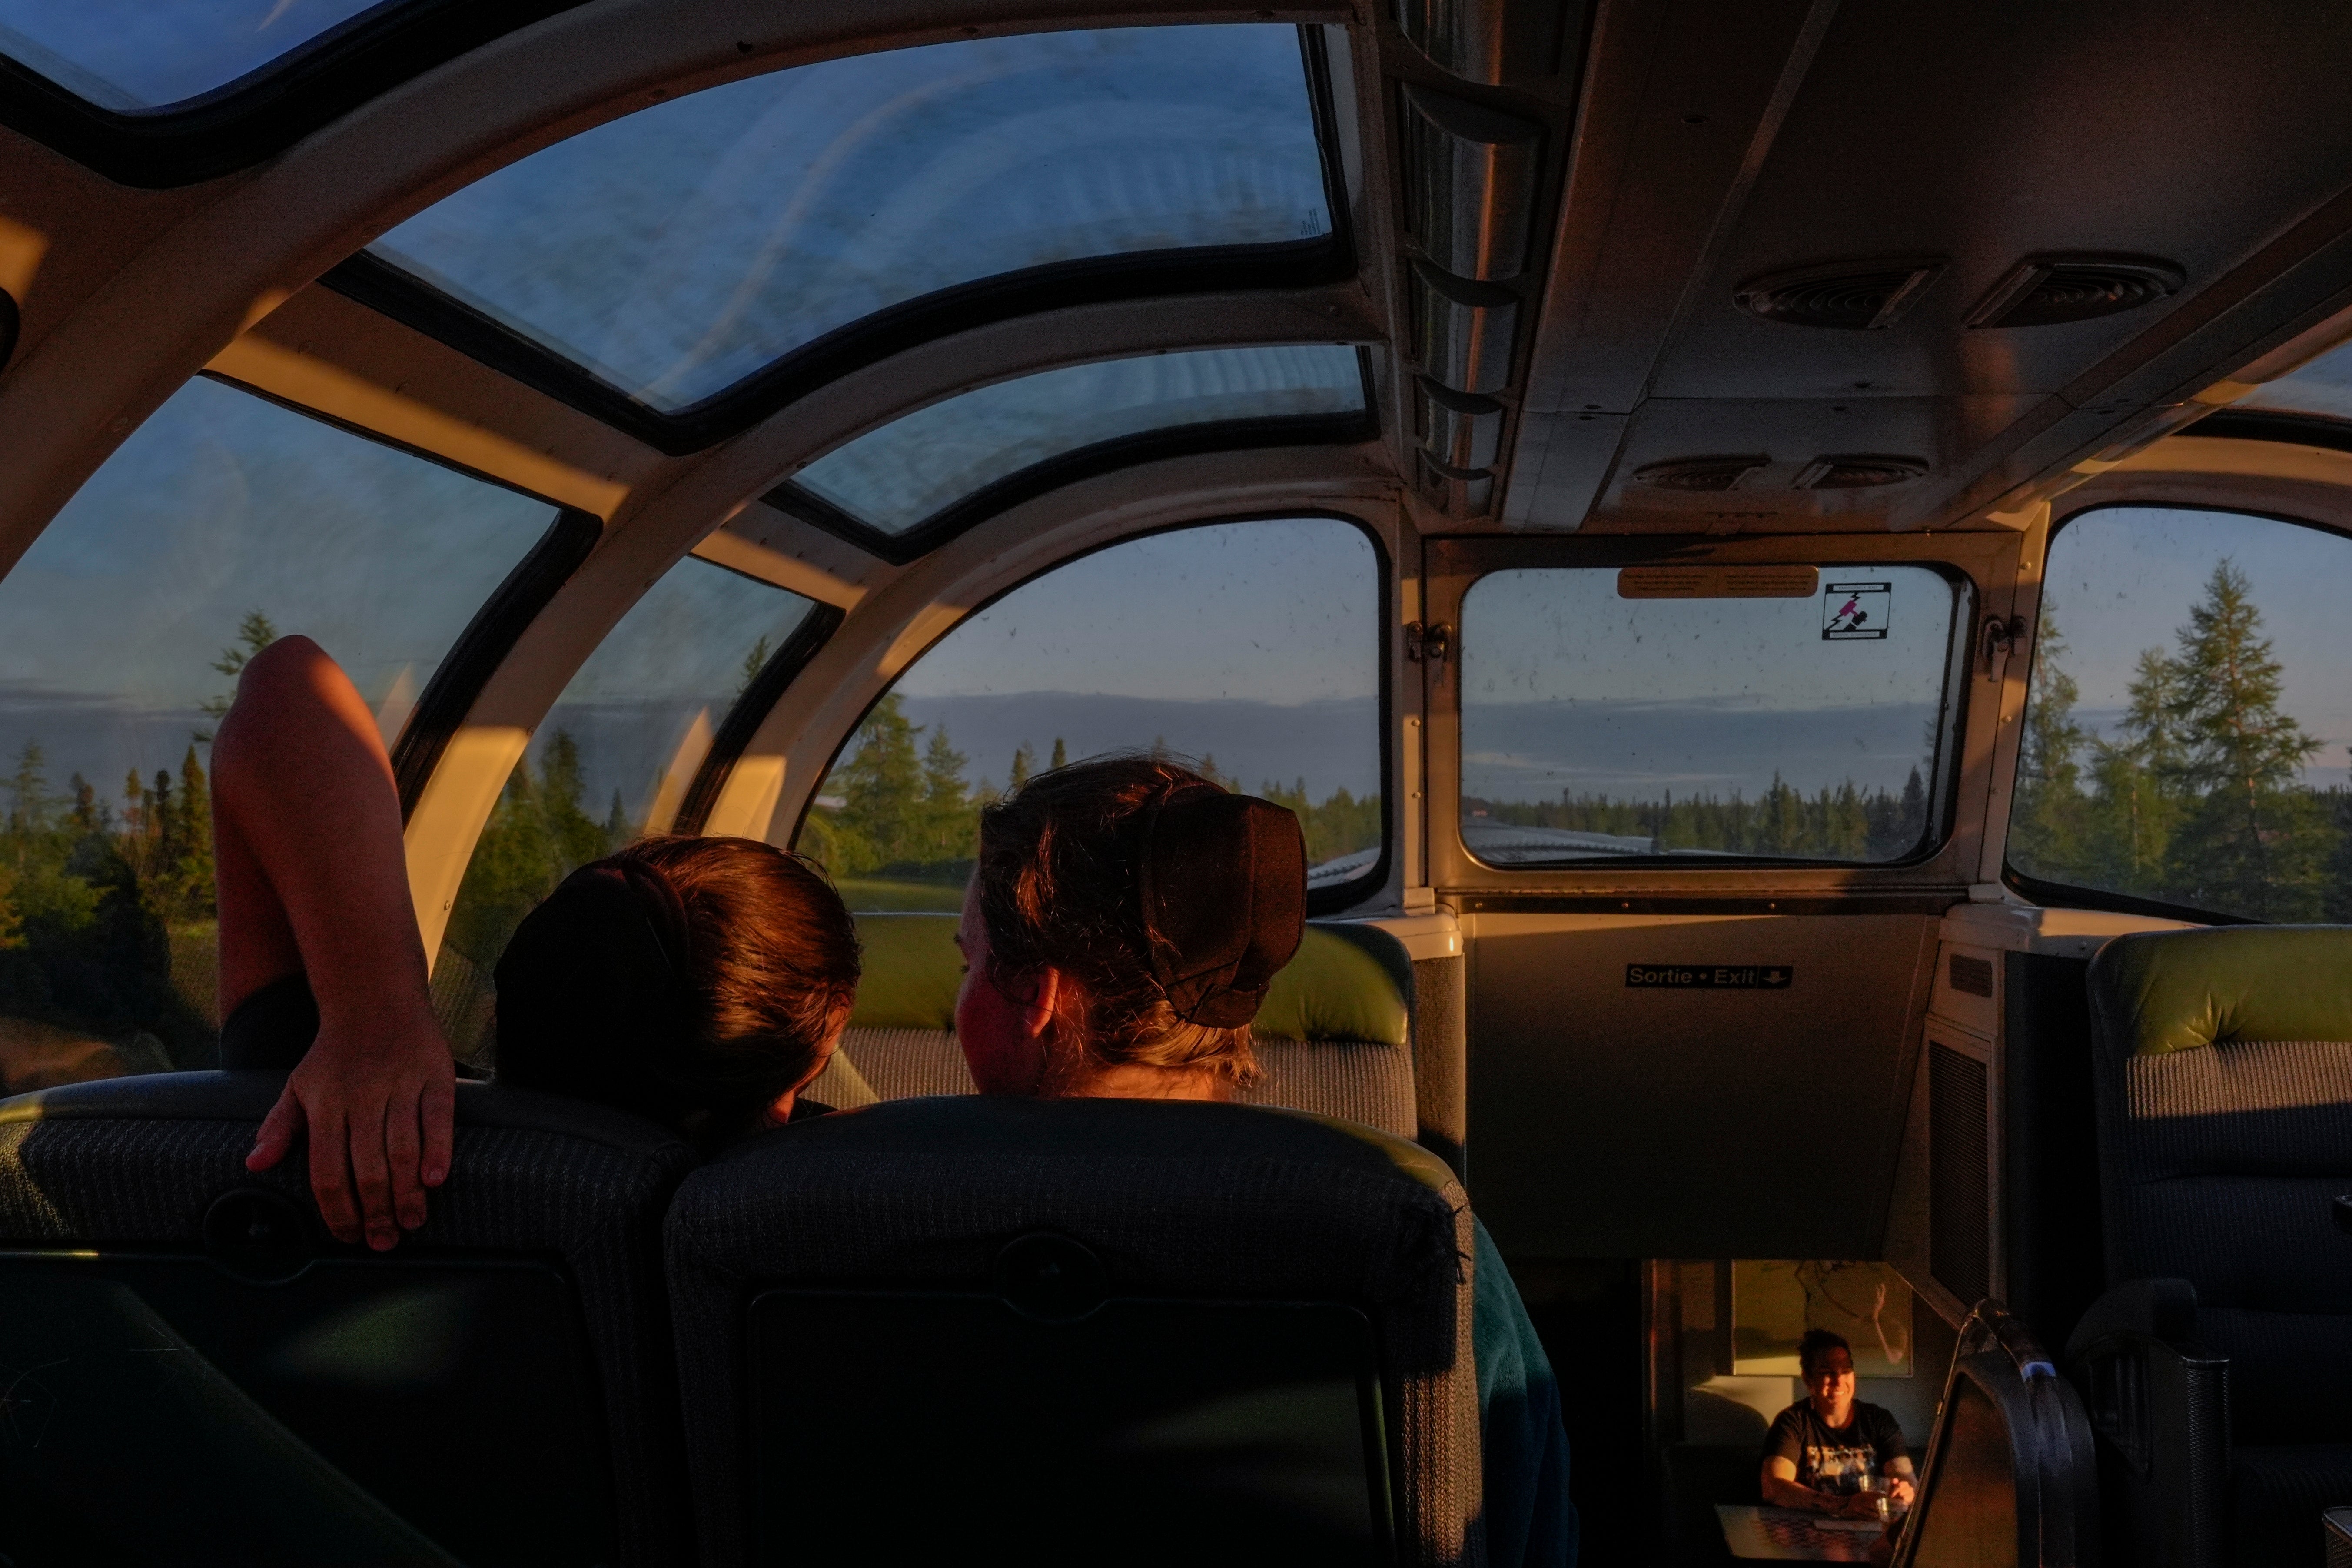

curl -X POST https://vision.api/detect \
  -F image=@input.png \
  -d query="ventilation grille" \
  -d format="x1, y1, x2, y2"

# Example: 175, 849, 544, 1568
1631, 455, 1768, 492
1733, 259, 1945, 330
1967, 254, 2183, 329
1930, 1040, 1992, 1309
1794, 454, 1929, 489
1948, 953, 1995, 998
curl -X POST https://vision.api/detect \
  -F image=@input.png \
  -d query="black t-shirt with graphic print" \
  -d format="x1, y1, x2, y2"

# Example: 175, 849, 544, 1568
1763, 1400, 1907, 1495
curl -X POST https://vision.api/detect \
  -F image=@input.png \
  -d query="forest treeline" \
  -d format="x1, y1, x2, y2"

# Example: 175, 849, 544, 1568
795, 694, 1384, 878
1470, 769, 1930, 862
0, 615, 275, 1061
441, 691, 1387, 975
2008, 560, 2352, 921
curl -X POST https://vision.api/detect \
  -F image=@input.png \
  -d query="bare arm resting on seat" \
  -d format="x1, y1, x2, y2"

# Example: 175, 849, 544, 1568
212, 635, 454, 1250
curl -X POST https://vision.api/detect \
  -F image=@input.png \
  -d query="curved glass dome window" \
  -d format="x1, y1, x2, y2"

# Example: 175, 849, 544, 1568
2238, 335, 2352, 422
0, 0, 387, 111
433, 555, 821, 1060
0, 373, 560, 1081
771, 345, 1372, 561
341, 26, 1341, 452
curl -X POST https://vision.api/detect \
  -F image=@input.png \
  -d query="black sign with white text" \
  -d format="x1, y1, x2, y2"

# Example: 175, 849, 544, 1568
1625, 964, 1793, 990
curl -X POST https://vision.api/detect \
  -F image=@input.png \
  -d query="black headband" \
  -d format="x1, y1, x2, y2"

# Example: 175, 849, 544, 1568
1135, 784, 1307, 1028
492, 857, 701, 1115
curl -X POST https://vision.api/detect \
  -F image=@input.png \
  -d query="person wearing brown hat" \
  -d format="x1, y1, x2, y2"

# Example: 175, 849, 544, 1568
954, 753, 1577, 1568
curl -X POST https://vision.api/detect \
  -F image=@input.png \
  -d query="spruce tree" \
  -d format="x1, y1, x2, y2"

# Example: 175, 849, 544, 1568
2162, 560, 2330, 916
2009, 608, 2088, 880
837, 696, 924, 871
197, 609, 281, 739
6, 741, 47, 840
2083, 645, 2193, 899
1050, 737, 1067, 771
169, 745, 216, 919
737, 635, 772, 699
919, 724, 970, 865
1009, 741, 1036, 792
538, 729, 607, 875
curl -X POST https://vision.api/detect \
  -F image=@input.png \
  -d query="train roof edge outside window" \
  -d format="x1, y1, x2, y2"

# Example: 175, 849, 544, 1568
323, 25, 1354, 456
766, 346, 1377, 565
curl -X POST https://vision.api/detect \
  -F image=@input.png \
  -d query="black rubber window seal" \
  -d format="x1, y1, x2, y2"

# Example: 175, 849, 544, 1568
391, 505, 601, 817
2186, 408, 2352, 455
672, 601, 846, 836
0, 0, 597, 189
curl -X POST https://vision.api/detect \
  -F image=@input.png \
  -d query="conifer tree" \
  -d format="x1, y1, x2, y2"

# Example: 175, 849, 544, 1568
737, 635, 772, 699
166, 745, 216, 919
1050, 737, 1067, 771
197, 609, 281, 739
538, 729, 608, 876
2162, 561, 2330, 915
837, 696, 924, 871
68, 774, 100, 835
1009, 741, 1036, 792
2009, 608, 2089, 880
919, 724, 971, 862
6, 741, 47, 841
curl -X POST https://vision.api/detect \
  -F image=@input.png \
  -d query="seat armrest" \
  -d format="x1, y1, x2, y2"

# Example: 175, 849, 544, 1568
2065, 1280, 2229, 1568
2065, 1276, 2199, 1361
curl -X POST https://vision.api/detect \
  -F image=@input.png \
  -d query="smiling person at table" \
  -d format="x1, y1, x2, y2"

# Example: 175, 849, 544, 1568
1761, 1330, 1916, 1518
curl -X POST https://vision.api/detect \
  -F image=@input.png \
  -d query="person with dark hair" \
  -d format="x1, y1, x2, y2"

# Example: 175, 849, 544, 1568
956, 753, 1577, 1568
216, 636, 858, 1249
1761, 1329, 1916, 1515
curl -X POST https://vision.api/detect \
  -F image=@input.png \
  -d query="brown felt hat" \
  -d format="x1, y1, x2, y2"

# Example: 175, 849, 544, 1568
1134, 784, 1307, 1027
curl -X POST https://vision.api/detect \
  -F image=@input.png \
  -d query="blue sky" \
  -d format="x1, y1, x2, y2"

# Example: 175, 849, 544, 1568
2042, 506, 2352, 786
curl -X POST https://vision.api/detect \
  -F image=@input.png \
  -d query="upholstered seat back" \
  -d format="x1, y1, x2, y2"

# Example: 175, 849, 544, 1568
2088, 927, 2352, 1446
807, 915, 1419, 1137
665, 1095, 1481, 1568
0, 1071, 695, 1567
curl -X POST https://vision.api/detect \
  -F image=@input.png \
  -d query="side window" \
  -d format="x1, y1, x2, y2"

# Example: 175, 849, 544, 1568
798, 517, 1385, 910
436, 557, 818, 1052
2009, 506, 2352, 921
0, 376, 560, 1084
1458, 565, 1967, 865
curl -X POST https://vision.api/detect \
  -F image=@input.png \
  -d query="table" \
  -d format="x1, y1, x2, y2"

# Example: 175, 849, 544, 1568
1715, 1504, 1890, 1562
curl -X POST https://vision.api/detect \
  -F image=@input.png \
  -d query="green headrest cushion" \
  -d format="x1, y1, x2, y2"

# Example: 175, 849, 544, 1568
2090, 925, 2352, 1056
847, 915, 1409, 1048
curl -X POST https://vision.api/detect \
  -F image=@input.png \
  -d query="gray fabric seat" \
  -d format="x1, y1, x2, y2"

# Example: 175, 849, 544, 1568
0, 1070, 695, 1568
2074, 927, 2352, 1568
807, 916, 1419, 1138
665, 1095, 1483, 1568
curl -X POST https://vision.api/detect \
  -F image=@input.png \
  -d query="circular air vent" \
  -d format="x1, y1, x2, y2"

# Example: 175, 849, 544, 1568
1793, 455, 1929, 489
1733, 259, 1946, 330
1632, 455, 1770, 492
1966, 255, 2183, 329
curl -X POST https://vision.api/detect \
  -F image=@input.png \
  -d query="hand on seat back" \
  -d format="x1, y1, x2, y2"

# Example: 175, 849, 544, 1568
248, 1006, 454, 1249
213, 634, 457, 1251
